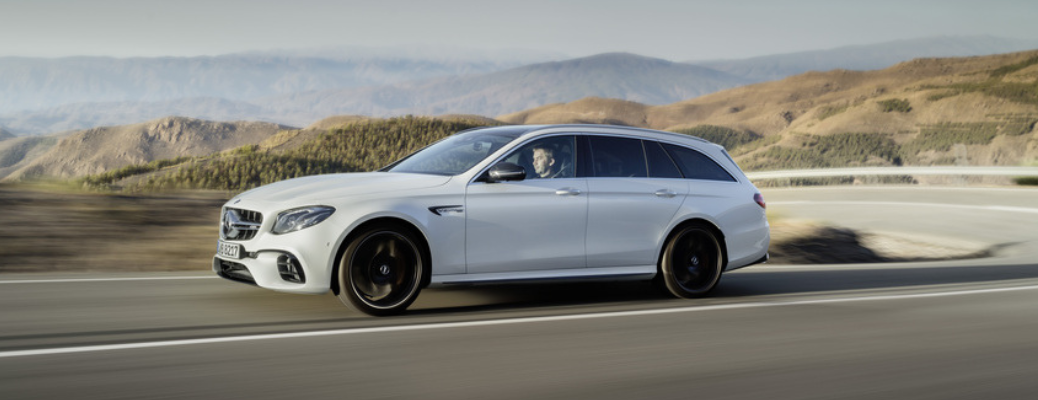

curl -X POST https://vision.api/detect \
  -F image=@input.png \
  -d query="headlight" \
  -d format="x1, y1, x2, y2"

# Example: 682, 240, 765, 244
272, 206, 336, 235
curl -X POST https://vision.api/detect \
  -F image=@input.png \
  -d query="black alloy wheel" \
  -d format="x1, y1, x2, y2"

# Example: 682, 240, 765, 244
659, 223, 724, 298
338, 225, 424, 316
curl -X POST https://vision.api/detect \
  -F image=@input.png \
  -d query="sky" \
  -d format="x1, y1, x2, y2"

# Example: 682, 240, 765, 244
1, 0, 1037, 61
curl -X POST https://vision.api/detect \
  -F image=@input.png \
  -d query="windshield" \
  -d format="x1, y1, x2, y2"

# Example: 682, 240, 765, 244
384, 126, 532, 175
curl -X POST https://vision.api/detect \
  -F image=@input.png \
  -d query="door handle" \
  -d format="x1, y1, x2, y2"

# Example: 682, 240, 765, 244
654, 189, 677, 198
555, 188, 582, 196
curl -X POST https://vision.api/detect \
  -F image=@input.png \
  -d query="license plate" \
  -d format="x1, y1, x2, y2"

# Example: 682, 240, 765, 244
217, 240, 242, 259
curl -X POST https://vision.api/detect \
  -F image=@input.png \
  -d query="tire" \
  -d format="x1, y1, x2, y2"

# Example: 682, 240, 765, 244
658, 223, 724, 298
336, 224, 424, 316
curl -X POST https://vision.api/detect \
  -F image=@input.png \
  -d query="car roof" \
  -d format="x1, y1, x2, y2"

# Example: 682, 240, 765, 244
515, 124, 717, 147
458, 124, 723, 153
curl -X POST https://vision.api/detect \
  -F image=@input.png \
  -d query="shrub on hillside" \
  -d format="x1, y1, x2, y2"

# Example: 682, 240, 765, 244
989, 56, 1038, 78
672, 125, 763, 151
742, 132, 900, 171
877, 98, 912, 113
816, 104, 849, 120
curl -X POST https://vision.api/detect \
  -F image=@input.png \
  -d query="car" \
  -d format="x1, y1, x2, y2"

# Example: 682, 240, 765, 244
214, 124, 770, 316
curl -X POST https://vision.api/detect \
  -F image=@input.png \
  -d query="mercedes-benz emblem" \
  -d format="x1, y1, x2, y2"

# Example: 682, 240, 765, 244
223, 209, 241, 239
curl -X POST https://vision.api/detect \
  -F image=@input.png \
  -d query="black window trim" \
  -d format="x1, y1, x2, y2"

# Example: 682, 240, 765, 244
473, 132, 740, 183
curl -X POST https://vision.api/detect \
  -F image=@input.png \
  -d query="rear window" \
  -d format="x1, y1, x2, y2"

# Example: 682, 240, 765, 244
661, 143, 736, 182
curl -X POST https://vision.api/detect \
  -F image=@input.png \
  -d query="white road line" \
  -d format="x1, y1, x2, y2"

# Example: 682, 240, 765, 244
0, 276, 216, 284
746, 166, 1038, 179
3, 284, 1038, 359
770, 201, 1038, 214
766, 186, 1038, 193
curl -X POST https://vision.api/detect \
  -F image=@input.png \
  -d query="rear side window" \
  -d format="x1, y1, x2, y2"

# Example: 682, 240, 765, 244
644, 141, 683, 179
588, 136, 647, 178
662, 143, 737, 182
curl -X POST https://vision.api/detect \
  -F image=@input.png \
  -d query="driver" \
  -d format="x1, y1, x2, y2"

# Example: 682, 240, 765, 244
531, 144, 563, 179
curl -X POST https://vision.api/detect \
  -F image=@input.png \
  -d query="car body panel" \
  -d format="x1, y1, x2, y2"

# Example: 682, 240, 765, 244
465, 178, 589, 273
585, 177, 687, 267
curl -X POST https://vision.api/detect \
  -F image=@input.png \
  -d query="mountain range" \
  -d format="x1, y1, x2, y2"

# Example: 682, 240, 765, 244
0, 50, 560, 115
253, 52, 752, 124
5, 47, 1038, 185
694, 35, 1038, 82
2, 35, 1035, 136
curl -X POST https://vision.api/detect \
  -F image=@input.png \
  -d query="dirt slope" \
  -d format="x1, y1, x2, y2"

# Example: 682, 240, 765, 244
5, 117, 293, 181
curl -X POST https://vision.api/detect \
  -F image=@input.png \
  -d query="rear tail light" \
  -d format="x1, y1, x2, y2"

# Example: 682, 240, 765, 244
754, 193, 766, 209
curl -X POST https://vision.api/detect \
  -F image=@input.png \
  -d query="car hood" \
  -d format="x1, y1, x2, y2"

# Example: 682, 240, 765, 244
232, 172, 452, 205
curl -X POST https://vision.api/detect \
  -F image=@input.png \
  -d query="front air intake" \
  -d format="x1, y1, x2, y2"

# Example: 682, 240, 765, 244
214, 258, 256, 285
277, 254, 306, 284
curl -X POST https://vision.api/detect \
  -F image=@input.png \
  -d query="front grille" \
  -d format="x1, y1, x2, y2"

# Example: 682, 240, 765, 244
221, 207, 263, 241
214, 258, 256, 285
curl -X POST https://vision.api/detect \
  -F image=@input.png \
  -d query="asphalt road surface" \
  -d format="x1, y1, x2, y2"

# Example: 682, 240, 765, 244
2, 186, 1037, 399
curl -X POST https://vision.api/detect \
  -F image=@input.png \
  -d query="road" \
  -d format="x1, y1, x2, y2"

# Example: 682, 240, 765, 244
1, 186, 1037, 399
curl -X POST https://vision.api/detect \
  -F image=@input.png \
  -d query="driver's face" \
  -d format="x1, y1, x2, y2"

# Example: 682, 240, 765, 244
532, 148, 554, 178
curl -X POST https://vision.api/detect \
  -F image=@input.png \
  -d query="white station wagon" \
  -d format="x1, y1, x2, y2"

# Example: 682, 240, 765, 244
215, 124, 770, 315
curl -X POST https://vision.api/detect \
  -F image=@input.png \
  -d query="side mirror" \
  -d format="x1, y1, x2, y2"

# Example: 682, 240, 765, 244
487, 162, 526, 183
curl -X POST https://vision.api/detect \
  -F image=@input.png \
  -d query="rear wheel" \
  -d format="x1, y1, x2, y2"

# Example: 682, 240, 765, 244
659, 223, 724, 298
337, 224, 424, 316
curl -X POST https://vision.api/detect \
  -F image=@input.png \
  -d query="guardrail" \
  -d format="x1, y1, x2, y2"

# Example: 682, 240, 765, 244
745, 167, 1038, 180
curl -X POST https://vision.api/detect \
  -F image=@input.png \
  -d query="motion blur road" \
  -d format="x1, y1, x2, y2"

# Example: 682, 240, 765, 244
2, 187, 1037, 399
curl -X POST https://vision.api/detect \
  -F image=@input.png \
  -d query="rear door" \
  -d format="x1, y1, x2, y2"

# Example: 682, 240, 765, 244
584, 136, 688, 268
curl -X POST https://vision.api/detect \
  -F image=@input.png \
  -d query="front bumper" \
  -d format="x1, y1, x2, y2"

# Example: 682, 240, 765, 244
214, 257, 257, 285
212, 246, 331, 295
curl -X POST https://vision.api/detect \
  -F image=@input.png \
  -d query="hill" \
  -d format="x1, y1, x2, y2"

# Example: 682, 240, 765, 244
3, 117, 294, 181
0, 135, 61, 180
501, 50, 1038, 170
693, 35, 1038, 82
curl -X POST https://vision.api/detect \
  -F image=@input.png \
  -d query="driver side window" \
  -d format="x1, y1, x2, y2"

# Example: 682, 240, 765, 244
501, 136, 576, 179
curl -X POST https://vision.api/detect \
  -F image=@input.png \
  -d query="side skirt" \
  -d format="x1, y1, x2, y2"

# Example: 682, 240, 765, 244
429, 266, 657, 287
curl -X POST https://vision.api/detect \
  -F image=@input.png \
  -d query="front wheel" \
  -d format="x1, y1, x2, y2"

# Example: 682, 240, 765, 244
658, 224, 724, 298
337, 224, 424, 316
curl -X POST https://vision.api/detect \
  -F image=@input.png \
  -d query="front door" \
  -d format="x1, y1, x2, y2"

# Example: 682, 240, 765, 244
464, 135, 587, 273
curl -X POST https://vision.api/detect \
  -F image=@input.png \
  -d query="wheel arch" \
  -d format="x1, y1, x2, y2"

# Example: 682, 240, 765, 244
330, 216, 433, 295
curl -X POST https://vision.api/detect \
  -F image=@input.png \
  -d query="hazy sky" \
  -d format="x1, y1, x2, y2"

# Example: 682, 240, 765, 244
2, 0, 1037, 60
